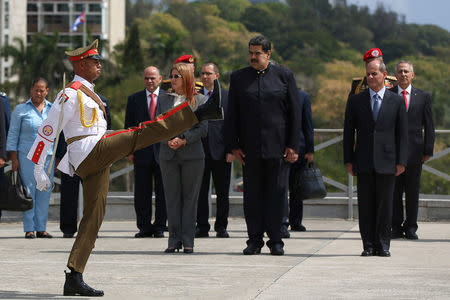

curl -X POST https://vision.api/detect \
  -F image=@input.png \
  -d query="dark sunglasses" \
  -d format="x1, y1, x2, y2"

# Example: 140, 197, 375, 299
169, 74, 182, 79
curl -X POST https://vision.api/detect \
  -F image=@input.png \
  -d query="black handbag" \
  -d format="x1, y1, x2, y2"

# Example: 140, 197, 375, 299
289, 162, 327, 200
0, 171, 33, 211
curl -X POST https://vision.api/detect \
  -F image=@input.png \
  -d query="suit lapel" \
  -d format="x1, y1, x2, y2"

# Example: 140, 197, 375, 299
409, 86, 418, 112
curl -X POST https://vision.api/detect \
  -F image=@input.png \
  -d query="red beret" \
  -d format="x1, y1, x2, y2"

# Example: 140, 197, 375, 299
174, 55, 195, 64
363, 48, 382, 62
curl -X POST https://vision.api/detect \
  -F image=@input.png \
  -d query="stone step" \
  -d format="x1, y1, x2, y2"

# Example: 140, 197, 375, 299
2, 192, 449, 223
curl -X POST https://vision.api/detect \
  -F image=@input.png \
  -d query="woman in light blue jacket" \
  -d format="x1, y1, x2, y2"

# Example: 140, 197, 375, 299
7, 78, 54, 239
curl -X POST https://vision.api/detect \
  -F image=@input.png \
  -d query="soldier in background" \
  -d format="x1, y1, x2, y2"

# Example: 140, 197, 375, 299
349, 48, 397, 96
161, 55, 204, 93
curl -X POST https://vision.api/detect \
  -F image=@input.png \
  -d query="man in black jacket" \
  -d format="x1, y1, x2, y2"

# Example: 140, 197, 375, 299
196, 62, 234, 238
226, 36, 301, 255
344, 57, 408, 257
125, 66, 167, 238
391, 61, 435, 240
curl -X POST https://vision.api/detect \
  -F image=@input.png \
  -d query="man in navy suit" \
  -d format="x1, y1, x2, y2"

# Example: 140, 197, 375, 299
285, 89, 314, 235
0, 93, 11, 220
195, 62, 234, 238
344, 56, 408, 257
391, 61, 435, 240
125, 66, 166, 238
226, 36, 301, 255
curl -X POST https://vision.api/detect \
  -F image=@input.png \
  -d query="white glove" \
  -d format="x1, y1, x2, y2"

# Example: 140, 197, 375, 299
34, 164, 51, 191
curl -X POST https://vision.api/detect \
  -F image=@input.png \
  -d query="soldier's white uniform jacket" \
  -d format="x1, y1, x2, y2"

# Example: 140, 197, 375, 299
27, 75, 107, 176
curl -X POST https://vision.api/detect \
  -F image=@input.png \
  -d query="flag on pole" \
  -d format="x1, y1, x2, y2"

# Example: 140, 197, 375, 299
70, 12, 85, 31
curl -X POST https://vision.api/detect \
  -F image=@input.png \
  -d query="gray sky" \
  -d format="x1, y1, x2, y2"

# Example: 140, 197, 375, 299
346, 0, 450, 31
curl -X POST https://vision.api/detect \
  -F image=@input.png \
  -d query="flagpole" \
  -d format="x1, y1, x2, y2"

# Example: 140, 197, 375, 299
83, 7, 87, 46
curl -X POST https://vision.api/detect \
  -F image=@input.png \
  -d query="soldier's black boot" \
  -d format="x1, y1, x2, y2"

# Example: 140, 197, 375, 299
195, 79, 223, 121
63, 270, 104, 297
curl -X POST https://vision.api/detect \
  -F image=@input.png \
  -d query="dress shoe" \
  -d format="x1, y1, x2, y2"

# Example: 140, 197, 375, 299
183, 248, 194, 254
405, 231, 418, 240
377, 250, 391, 257
360, 249, 375, 256
216, 229, 229, 238
281, 226, 290, 238
134, 231, 153, 238
153, 231, 164, 238
63, 270, 104, 297
194, 79, 223, 121
269, 243, 284, 256
391, 230, 404, 239
63, 233, 74, 238
36, 231, 53, 238
25, 232, 35, 239
195, 229, 209, 238
243, 245, 262, 255
290, 224, 306, 232
164, 242, 182, 253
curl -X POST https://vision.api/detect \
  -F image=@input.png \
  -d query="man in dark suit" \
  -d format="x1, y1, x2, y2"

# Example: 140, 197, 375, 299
56, 93, 111, 238
0, 93, 10, 220
125, 66, 167, 238
391, 61, 435, 240
226, 35, 301, 256
344, 57, 408, 257
196, 62, 234, 238
286, 89, 314, 234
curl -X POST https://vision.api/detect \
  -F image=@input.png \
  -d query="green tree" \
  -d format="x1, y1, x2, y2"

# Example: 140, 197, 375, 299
122, 22, 144, 74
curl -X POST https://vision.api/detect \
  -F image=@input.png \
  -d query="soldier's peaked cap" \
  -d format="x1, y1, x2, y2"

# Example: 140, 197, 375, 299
65, 39, 102, 62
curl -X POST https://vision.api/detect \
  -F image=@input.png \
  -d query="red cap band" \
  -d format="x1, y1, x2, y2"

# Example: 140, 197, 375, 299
69, 49, 99, 62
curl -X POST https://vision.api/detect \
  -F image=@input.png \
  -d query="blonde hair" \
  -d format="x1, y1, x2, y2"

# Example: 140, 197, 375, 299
171, 63, 196, 107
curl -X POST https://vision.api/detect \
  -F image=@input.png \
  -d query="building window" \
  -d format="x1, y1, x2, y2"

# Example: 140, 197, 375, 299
5, 1, 9, 13
4, 68, 8, 79
89, 4, 102, 12
27, 3, 38, 12
4, 35, 8, 62
87, 15, 102, 25
43, 3, 54, 12
57, 4, 69, 12
27, 15, 38, 32
43, 15, 70, 32
4, 15, 8, 29
75, 4, 85, 12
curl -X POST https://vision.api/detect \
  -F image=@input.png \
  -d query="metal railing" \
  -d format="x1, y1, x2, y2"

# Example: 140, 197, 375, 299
4, 129, 449, 220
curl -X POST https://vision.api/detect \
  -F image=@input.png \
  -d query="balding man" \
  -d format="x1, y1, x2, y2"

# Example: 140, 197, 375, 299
125, 66, 167, 239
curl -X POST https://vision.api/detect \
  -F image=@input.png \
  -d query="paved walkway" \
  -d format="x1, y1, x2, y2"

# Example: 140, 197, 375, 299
0, 218, 449, 299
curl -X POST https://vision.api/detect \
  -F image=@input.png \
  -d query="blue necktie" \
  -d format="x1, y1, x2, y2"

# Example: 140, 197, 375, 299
372, 94, 380, 121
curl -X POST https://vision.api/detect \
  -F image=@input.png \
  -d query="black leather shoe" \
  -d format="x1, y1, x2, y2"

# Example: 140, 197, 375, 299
281, 226, 290, 238
153, 231, 164, 238
391, 230, 404, 239
291, 224, 306, 232
377, 250, 391, 257
194, 79, 223, 121
216, 229, 230, 238
25, 232, 35, 239
183, 248, 194, 254
360, 249, 375, 256
243, 245, 262, 255
63, 233, 74, 238
269, 243, 284, 256
134, 231, 153, 238
195, 229, 209, 238
37, 231, 53, 238
405, 231, 418, 240
63, 270, 104, 296
164, 242, 182, 253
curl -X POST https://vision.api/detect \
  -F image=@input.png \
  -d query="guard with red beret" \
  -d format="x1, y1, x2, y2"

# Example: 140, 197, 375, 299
161, 55, 204, 92
350, 47, 397, 96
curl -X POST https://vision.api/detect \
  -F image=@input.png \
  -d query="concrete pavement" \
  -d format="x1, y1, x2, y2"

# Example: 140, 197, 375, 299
0, 218, 449, 299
